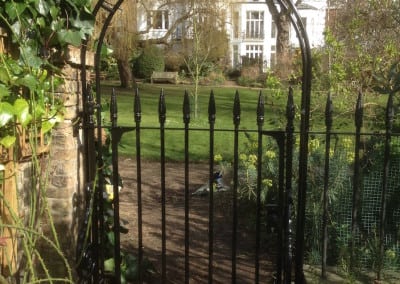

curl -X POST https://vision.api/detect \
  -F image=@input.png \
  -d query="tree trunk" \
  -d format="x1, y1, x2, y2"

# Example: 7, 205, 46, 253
276, 13, 292, 79
266, 1, 298, 79
117, 59, 134, 88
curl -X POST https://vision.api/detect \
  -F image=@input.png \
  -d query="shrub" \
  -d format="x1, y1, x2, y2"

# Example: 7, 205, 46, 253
237, 65, 261, 87
264, 70, 282, 89
199, 70, 226, 86
164, 51, 184, 72
132, 46, 165, 79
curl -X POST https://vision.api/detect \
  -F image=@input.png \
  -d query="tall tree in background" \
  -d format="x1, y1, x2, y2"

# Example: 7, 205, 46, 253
329, 0, 400, 89
266, 0, 303, 79
183, 2, 229, 118
94, 0, 138, 88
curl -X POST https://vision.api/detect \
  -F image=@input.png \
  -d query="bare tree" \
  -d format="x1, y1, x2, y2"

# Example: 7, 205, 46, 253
182, 2, 229, 118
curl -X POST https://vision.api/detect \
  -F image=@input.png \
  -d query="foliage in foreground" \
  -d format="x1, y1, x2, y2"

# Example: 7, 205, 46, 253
0, 0, 93, 282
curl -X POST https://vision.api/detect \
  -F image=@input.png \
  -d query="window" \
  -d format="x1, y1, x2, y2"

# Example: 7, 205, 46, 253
270, 45, 276, 67
245, 44, 263, 59
233, 45, 239, 67
271, 20, 277, 38
246, 11, 264, 39
233, 11, 239, 39
147, 10, 169, 30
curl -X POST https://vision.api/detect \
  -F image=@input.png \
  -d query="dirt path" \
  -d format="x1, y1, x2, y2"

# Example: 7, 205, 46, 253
118, 158, 276, 283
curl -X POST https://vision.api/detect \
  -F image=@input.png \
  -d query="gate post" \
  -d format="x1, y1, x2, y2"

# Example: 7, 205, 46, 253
272, 1, 312, 282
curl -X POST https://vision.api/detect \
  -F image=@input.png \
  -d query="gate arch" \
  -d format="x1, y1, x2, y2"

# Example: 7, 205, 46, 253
79, 1, 312, 283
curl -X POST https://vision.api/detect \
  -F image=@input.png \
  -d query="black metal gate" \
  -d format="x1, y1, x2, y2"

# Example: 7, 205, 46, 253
75, 1, 399, 283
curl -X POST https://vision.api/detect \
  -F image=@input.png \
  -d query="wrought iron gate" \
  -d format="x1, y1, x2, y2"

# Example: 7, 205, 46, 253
77, 0, 314, 283
76, 1, 400, 283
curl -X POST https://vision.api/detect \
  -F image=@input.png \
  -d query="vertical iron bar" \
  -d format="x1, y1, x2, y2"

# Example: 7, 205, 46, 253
276, 133, 285, 284
110, 88, 121, 284
284, 88, 295, 283
255, 91, 265, 284
93, 2, 124, 279
378, 92, 394, 280
86, 87, 99, 283
322, 93, 333, 279
183, 91, 191, 284
351, 92, 363, 268
232, 91, 241, 283
95, 88, 105, 282
208, 91, 216, 284
159, 89, 167, 282
134, 89, 143, 283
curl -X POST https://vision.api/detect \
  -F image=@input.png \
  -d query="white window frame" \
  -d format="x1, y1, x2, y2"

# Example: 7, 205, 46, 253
246, 11, 264, 39
245, 44, 263, 59
147, 10, 169, 30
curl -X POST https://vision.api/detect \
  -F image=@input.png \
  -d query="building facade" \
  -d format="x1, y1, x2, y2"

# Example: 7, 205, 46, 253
136, 0, 327, 71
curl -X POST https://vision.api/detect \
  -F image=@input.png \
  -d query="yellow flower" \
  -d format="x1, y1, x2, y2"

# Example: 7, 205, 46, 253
262, 179, 273, 187
214, 154, 223, 162
329, 149, 335, 158
105, 184, 114, 201
308, 138, 320, 153
386, 249, 396, 260
342, 138, 353, 149
265, 150, 276, 159
248, 154, 257, 165
239, 153, 247, 162
346, 151, 355, 163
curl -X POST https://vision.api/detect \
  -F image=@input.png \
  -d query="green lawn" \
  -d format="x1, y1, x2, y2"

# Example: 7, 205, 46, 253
99, 82, 387, 161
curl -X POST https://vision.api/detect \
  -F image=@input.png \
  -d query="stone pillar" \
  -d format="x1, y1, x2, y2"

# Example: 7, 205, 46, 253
41, 46, 93, 279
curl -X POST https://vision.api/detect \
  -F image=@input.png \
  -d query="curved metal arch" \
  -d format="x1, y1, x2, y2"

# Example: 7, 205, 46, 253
79, 1, 125, 283
79, 1, 312, 283
273, 1, 312, 283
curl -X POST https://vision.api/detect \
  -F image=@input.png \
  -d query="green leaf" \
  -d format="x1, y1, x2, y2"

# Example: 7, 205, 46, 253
36, 0, 50, 16
104, 258, 115, 272
0, 136, 16, 148
0, 84, 9, 98
57, 29, 82, 46
0, 67, 10, 84
36, 17, 46, 28
20, 46, 43, 68
50, 6, 59, 19
10, 21, 21, 37
106, 231, 115, 245
14, 99, 31, 126
5, 2, 27, 21
71, 18, 94, 35
16, 74, 39, 91
0, 102, 14, 127
41, 120, 55, 134
124, 254, 138, 280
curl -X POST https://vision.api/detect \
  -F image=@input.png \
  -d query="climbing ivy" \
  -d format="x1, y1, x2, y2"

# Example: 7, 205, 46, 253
0, 0, 94, 282
0, 0, 94, 148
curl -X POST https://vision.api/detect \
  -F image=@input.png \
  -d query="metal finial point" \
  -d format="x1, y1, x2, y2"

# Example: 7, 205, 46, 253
208, 90, 216, 123
257, 91, 265, 126
159, 89, 166, 124
355, 92, 363, 129
233, 90, 241, 125
134, 88, 141, 123
183, 90, 191, 124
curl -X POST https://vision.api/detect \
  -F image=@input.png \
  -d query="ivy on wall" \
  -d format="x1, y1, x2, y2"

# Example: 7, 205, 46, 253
0, 0, 94, 148
0, 0, 94, 282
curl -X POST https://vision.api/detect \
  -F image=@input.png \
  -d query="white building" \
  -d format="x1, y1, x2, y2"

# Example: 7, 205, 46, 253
136, 0, 327, 70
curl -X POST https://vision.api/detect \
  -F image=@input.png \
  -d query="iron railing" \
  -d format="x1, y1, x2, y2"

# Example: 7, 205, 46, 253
78, 84, 399, 283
